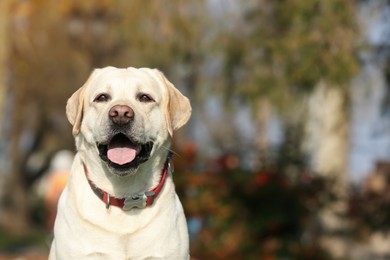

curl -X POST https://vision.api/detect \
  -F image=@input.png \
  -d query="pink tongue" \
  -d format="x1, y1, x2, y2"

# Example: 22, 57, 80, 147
107, 148, 136, 165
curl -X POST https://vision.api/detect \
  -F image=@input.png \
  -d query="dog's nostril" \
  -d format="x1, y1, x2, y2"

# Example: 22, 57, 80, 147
124, 111, 133, 118
109, 105, 134, 126
109, 110, 118, 118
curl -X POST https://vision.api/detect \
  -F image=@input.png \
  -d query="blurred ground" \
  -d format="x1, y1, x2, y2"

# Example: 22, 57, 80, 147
0, 251, 48, 260
0, 228, 49, 260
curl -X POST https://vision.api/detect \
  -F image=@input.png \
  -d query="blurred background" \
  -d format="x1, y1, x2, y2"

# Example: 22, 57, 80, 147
1, 0, 390, 259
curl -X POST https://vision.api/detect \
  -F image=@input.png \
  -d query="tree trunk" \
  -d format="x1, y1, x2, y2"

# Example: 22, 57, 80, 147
0, 0, 31, 233
255, 97, 271, 167
0, 0, 10, 135
0, 0, 9, 220
305, 81, 350, 258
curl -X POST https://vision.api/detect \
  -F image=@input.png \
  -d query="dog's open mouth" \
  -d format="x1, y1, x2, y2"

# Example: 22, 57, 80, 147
98, 133, 153, 172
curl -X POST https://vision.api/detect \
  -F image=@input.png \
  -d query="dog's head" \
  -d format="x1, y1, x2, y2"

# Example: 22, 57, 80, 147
66, 67, 191, 176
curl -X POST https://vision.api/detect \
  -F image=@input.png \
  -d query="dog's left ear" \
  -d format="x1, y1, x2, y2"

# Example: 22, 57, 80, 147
66, 69, 100, 136
154, 70, 192, 136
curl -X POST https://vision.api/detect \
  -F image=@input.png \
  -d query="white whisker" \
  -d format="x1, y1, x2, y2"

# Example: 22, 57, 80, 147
160, 145, 181, 158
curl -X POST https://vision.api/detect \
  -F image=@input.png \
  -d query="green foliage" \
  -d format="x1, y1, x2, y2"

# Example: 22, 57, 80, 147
221, 0, 359, 108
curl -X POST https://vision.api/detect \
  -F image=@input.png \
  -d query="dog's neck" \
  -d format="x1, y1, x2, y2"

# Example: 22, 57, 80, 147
82, 152, 172, 210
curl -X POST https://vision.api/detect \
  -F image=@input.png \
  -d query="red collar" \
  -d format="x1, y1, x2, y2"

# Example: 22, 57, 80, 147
82, 152, 172, 210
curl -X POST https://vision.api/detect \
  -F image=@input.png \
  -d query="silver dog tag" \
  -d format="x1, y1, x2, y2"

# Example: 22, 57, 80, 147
123, 192, 155, 210
123, 193, 147, 210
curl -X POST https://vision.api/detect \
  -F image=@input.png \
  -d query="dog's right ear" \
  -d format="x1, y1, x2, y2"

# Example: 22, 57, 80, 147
66, 87, 86, 136
66, 69, 99, 136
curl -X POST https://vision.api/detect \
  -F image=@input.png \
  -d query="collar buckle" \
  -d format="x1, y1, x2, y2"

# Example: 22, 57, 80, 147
123, 191, 155, 210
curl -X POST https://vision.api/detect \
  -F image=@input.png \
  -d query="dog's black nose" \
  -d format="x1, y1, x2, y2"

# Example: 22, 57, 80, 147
109, 105, 134, 126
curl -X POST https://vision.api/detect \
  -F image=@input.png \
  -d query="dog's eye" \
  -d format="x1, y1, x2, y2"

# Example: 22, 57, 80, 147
94, 93, 111, 103
138, 93, 154, 103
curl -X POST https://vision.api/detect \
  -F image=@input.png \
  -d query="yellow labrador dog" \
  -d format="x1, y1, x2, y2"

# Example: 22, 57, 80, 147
49, 67, 191, 259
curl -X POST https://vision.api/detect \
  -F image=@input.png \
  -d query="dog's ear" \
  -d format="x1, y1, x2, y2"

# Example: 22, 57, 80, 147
66, 69, 99, 136
66, 87, 86, 136
154, 70, 192, 136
